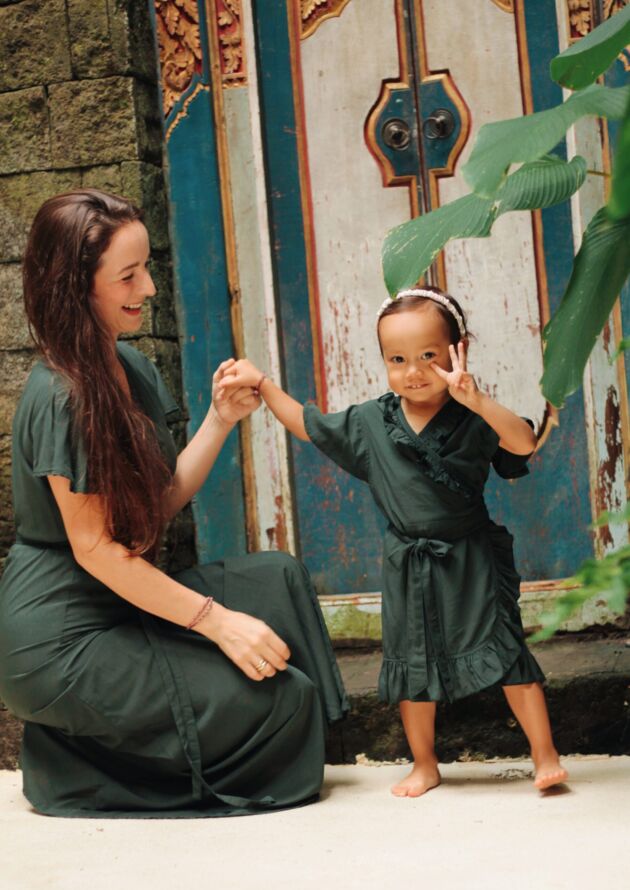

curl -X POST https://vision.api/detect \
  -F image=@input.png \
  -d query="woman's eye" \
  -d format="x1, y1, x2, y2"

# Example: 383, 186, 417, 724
121, 274, 134, 282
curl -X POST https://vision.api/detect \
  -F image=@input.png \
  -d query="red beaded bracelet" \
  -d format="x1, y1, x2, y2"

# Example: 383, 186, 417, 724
186, 596, 214, 630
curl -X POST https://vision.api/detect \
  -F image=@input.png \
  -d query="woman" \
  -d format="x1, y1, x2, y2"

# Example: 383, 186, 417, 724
0, 189, 348, 818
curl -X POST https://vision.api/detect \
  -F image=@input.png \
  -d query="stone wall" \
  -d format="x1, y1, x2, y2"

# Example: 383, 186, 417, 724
0, 0, 195, 572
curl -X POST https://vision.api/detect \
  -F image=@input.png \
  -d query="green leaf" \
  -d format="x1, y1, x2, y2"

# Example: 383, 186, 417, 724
540, 207, 630, 406
607, 94, 630, 220
497, 154, 588, 212
593, 502, 630, 527
382, 156, 587, 295
550, 4, 630, 89
462, 84, 630, 197
610, 336, 630, 362
382, 194, 493, 295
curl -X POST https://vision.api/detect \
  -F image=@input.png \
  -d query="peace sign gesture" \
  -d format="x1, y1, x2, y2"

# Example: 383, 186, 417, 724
430, 341, 479, 408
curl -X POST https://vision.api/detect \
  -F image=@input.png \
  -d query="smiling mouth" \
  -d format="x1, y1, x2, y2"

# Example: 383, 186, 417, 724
407, 384, 429, 389
122, 302, 144, 314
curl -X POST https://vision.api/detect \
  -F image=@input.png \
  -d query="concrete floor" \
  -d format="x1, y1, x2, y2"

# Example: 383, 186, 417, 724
1, 756, 628, 890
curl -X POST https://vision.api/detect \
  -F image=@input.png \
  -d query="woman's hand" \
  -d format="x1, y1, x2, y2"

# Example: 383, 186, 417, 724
430, 341, 480, 409
211, 358, 261, 425
197, 602, 291, 681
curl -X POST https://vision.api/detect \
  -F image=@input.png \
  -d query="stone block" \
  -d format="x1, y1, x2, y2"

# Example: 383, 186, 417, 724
49, 77, 162, 169
0, 170, 78, 262
120, 161, 170, 251
49, 78, 138, 168
0, 0, 72, 91
67, 0, 115, 79
0, 263, 30, 349
108, 0, 158, 82
0, 87, 50, 175
0, 350, 36, 436
0, 433, 14, 559
150, 258, 178, 339
80, 164, 124, 195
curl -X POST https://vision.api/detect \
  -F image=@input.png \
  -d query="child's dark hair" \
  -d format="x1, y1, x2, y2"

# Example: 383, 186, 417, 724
377, 286, 470, 351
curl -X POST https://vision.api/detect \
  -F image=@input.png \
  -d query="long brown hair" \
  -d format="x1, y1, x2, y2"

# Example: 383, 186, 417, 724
23, 189, 172, 560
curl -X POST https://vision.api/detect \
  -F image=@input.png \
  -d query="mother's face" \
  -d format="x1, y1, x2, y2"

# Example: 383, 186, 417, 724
91, 221, 156, 340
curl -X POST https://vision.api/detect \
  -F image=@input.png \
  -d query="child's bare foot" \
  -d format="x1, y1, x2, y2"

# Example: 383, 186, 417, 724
391, 761, 441, 798
533, 754, 568, 790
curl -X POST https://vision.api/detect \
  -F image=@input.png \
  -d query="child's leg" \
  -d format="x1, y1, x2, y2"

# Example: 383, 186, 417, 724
391, 700, 441, 798
502, 682, 568, 789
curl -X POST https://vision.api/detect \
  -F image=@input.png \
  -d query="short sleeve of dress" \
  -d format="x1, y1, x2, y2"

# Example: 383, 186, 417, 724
144, 361, 179, 420
491, 417, 535, 479
303, 402, 369, 482
29, 374, 91, 493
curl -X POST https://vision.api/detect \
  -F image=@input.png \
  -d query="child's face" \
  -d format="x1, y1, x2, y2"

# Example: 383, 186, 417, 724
378, 306, 453, 407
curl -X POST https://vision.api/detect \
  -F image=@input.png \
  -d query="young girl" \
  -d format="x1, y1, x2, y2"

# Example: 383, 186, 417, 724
217, 286, 568, 796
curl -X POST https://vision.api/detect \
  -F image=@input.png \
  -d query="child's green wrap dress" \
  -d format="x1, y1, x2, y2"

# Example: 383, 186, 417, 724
0, 343, 348, 818
303, 392, 544, 704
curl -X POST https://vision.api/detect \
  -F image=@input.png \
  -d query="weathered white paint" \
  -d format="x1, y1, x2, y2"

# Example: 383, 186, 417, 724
423, 0, 546, 428
556, 0, 628, 556
224, 0, 296, 552
299, 0, 410, 411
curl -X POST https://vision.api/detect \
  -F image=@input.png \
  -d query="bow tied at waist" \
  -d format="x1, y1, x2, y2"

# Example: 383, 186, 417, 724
387, 529, 453, 569
385, 527, 454, 697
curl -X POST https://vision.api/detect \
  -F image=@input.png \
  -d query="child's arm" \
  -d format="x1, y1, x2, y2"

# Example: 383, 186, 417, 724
216, 359, 309, 441
431, 343, 537, 455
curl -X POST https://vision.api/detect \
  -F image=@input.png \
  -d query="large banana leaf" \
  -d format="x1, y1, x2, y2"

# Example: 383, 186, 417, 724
382, 155, 587, 295
541, 207, 630, 406
607, 93, 630, 220
462, 84, 630, 197
550, 4, 630, 89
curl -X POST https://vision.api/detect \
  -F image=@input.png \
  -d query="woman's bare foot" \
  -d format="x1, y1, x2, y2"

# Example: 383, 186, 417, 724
533, 753, 568, 790
391, 761, 441, 798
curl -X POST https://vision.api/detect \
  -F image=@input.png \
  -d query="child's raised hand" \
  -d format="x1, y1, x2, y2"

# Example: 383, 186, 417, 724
430, 341, 479, 407
211, 358, 261, 425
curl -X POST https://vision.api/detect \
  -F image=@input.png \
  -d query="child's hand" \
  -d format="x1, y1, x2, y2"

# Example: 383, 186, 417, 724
430, 341, 480, 408
215, 358, 264, 398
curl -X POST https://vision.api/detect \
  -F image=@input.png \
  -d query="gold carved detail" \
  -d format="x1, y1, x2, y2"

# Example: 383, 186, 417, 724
567, 0, 594, 37
489, 0, 514, 12
300, 0, 352, 39
214, 0, 247, 87
154, 0, 203, 118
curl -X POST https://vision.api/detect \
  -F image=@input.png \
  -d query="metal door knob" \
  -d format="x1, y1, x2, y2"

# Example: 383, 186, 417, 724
423, 109, 455, 140
382, 118, 411, 150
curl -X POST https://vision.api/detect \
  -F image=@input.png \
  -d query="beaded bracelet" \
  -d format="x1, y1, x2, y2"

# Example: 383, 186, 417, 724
252, 373, 267, 396
186, 596, 214, 630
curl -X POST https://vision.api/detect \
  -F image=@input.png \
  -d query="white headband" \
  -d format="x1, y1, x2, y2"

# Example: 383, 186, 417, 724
376, 288, 467, 338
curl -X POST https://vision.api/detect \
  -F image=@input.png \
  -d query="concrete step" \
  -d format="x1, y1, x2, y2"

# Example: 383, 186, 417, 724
2, 635, 629, 770
325, 634, 630, 763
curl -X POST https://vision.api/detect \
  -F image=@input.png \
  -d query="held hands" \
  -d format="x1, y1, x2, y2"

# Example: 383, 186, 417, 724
211, 358, 261, 426
430, 341, 480, 409
215, 358, 264, 397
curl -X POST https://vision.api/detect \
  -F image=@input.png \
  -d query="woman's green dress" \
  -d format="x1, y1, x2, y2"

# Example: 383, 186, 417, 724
0, 343, 348, 818
303, 393, 544, 704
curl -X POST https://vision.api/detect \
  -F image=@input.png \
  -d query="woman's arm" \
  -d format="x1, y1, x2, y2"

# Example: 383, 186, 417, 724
216, 359, 309, 441
165, 359, 261, 518
48, 475, 290, 681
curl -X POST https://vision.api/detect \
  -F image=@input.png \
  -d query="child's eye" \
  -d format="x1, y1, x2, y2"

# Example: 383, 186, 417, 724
390, 356, 405, 364
421, 352, 436, 361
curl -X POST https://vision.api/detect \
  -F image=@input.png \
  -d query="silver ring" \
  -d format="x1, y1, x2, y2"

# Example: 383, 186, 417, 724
255, 658, 268, 673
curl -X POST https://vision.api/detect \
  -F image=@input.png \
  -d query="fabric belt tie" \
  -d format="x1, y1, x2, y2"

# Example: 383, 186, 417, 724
387, 527, 453, 696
